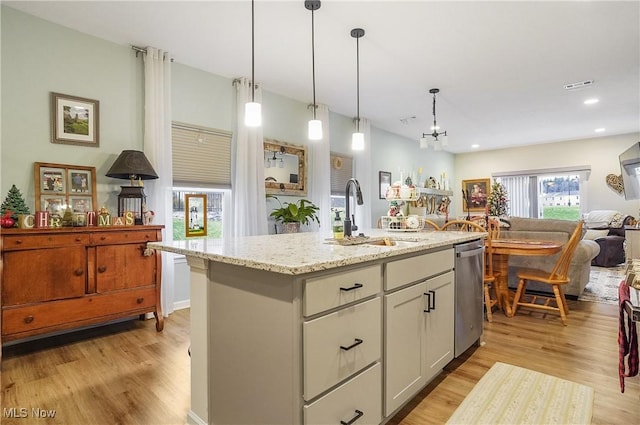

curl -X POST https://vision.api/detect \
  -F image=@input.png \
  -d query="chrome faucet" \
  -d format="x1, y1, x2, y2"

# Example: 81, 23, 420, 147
344, 178, 364, 237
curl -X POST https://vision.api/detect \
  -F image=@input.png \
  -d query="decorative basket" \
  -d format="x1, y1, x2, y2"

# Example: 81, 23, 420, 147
380, 215, 425, 232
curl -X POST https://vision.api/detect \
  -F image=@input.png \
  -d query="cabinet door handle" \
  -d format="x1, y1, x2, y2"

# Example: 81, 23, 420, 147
340, 409, 364, 425
424, 292, 431, 313
98, 266, 107, 273
74, 269, 84, 276
340, 283, 363, 292
137, 297, 144, 304
24, 315, 34, 324
429, 290, 436, 310
340, 338, 363, 351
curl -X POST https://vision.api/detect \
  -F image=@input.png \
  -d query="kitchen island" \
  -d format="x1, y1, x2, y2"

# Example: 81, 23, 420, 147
150, 229, 483, 425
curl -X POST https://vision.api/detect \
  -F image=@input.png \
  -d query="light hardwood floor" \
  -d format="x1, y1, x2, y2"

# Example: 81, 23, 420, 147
2, 300, 639, 425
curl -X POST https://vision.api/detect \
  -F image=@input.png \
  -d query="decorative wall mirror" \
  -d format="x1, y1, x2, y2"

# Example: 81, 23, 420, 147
264, 139, 307, 196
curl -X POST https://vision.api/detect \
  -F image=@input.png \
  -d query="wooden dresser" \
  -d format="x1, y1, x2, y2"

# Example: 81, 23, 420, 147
0, 226, 164, 356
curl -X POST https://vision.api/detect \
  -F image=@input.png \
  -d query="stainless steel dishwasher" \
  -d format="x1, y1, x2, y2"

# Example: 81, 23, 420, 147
454, 238, 484, 357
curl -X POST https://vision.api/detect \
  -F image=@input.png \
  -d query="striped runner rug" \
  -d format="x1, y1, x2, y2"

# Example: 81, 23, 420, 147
446, 362, 594, 424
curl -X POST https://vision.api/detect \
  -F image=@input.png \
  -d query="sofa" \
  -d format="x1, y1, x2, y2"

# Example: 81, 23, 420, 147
500, 217, 600, 298
582, 210, 634, 267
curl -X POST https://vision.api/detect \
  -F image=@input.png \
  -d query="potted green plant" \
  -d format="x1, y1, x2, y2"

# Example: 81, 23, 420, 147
268, 195, 320, 233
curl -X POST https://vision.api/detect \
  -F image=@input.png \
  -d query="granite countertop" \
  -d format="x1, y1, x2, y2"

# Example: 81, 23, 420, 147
149, 229, 483, 275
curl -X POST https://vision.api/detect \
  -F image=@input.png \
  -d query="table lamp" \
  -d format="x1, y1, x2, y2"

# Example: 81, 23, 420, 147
106, 150, 158, 224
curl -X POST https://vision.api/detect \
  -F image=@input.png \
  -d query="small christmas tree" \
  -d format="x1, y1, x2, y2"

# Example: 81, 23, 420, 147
1, 185, 31, 222
487, 181, 509, 217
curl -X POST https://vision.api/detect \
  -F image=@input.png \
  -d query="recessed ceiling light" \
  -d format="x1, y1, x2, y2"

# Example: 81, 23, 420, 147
595, 128, 606, 133
471, 144, 480, 149
584, 98, 599, 105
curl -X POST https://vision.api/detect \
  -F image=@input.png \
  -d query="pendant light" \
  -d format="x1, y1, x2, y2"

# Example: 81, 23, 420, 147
419, 88, 448, 149
245, 0, 262, 127
305, 1, 322, 140
351, 28, 365, 151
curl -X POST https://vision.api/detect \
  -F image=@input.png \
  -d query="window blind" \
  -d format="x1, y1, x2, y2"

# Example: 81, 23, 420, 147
172, 122, 232, 188
330, 152, 354, 195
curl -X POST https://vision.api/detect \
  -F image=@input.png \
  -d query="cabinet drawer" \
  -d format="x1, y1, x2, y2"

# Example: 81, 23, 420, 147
1, 233, 89, 251
304, 264, 381, 317
2, 288, 156, 337
386, 248, 453, 291
91, 230, 160, 245
304, 363, 382, 425
303, 297, 381, 401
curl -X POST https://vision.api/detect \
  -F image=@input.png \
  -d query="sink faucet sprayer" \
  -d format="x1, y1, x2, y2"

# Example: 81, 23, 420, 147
344, 178, 364, 237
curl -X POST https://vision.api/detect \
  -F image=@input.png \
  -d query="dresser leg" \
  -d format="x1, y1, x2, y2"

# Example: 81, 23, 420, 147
154, 310, 164, 331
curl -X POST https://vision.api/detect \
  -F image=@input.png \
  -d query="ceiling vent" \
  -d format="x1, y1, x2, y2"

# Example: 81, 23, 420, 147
563, 80, 594, 90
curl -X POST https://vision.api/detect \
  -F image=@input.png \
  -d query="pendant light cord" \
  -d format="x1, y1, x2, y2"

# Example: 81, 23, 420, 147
311, 8, 317, 119
356, 34, 360, 132
251, 0, 255, 103
432, 93, 437, 132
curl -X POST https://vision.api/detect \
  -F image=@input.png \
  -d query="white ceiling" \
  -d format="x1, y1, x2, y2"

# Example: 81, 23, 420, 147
6, 0, 640, 153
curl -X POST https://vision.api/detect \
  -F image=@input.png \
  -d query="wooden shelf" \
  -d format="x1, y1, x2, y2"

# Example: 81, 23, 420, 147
418, 188, 453, 196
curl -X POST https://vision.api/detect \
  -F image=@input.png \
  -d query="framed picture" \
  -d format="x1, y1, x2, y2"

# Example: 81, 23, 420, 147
34, 162, 97, 213
40, 195, 65, 216
379, 171, 391, 199
50, 92, 100, 147
462, 178, 491, 212
185, 194, 207, 238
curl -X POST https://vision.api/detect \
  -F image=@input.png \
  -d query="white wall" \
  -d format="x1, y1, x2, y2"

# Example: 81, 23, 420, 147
454, 132, 640, 218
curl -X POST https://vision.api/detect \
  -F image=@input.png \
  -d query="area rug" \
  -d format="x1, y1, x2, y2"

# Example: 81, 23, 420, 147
579, 264, 626, 305
446, 362, 594, 425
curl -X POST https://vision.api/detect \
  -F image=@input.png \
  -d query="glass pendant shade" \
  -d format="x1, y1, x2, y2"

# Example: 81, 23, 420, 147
440, 134, 449, 146
352, 132, 365, 151
245, 102, 262, 127
419, 137, 429, 149
308, 119, 323, 140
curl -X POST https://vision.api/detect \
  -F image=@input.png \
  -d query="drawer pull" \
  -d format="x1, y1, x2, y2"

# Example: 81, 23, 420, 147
15, 239, 23, 245
24, 315, 34, 324
340, 338, 363, 351
137, 297, 144, 304
75, 237, 82, 242
340, 409, 363, 425
101, 236, 106, 241
98, 266, 107, 273
424, 292, 431, 313
74, 269, 84, 276
340, 283, 363, 292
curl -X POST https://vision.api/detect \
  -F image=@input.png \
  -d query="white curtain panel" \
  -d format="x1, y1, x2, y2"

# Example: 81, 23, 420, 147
498, 176, 530, 218
308, 104, 331, 235
232, 78, 268, 237
143, 46, 174, 316
354, 118, 372, 231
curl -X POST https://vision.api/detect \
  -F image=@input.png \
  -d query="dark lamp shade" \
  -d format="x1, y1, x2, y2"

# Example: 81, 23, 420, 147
106, 150, 159, 180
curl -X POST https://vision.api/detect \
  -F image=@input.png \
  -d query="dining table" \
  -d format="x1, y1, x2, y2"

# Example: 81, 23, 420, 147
490, 238, 563, 317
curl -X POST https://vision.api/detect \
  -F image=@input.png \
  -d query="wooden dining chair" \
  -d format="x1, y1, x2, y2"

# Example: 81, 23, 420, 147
440, 219, 485, 232
483, 219, 500, 322
422, 219, 441, 231
511, 221, 584, 325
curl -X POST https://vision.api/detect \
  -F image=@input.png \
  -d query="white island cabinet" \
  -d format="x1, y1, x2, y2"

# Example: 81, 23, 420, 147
149, 229, 482, 425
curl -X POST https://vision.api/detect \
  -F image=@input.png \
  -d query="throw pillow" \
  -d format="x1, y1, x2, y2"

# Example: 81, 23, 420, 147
585, 210, 622, 229
583, 229, 610, 240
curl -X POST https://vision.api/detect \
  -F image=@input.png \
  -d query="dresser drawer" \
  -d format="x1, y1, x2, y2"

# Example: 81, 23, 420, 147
386, 248, 454, 291
304, 362, 382, 425
304, 264, 381, 317
2, 287, 156, 337
303, 297, 381, 401
91, 230, 160, 245
1, 233, 90, 251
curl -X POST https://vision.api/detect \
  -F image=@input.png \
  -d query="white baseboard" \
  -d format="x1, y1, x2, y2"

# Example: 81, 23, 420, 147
173, 299, 191, 311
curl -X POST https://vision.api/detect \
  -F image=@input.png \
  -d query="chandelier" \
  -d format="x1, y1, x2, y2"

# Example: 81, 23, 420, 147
419, 88, 449, 150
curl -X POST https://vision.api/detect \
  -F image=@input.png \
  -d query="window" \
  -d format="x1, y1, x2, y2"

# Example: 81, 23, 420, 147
330, 152, 354, 211
495, 167, 589, 220
172, 122, 232, 240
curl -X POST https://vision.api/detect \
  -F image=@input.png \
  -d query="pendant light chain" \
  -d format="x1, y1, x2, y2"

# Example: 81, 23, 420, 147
356, 34, 360, 132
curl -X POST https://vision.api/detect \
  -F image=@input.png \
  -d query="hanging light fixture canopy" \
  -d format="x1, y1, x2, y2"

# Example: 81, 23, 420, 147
419, 88, 449, 150
351, 27, 365, 151
245, 0, 262, 127
305, 0, 322, 141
